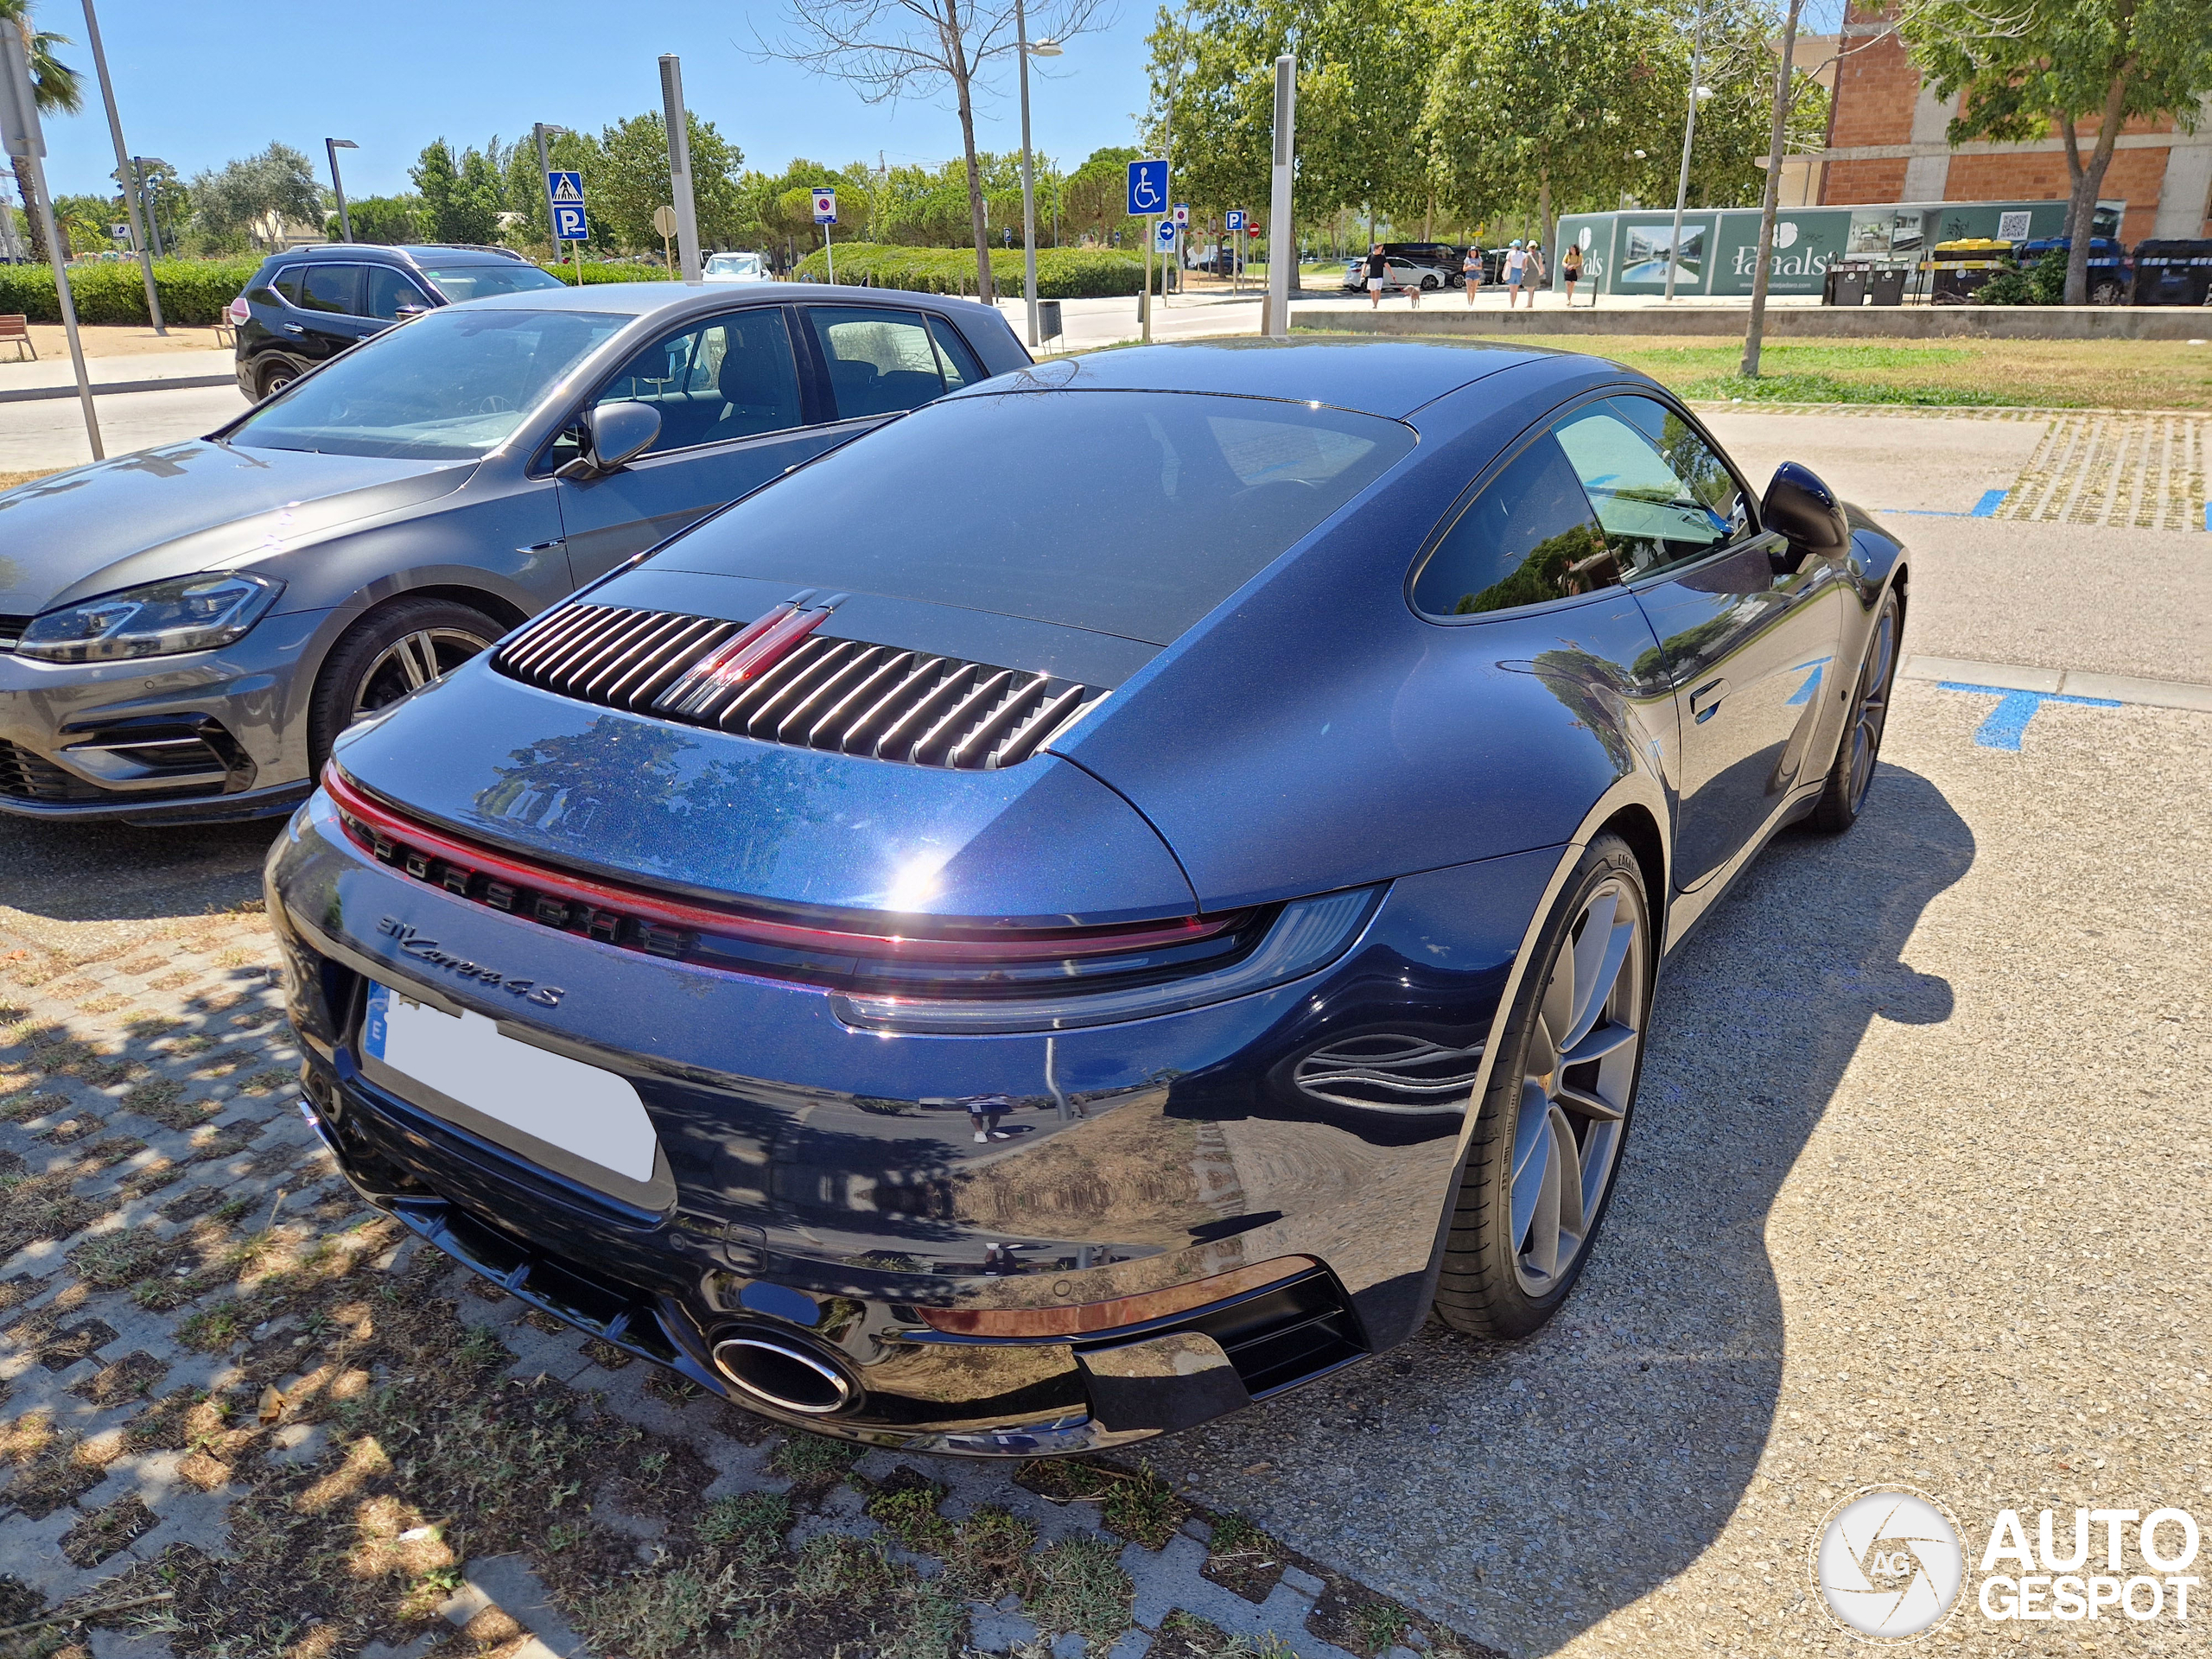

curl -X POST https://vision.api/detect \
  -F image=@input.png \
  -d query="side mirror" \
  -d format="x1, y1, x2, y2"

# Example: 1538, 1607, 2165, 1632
556, 401, 661, 480
1761, 461, 1851, 558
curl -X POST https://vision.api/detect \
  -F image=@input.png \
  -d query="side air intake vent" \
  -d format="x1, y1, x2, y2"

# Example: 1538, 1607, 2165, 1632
496, 600, 1103, 772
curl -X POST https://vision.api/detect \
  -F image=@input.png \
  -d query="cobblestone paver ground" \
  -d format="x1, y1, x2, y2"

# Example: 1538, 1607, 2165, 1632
0, 871, 1489, 1659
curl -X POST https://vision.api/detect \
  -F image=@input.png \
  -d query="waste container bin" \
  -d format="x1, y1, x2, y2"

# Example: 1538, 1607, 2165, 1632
1824, 262, 1872, 306
2017, 236, 2133, 303
1929, 239, 2014, 303
1869, 266, 1908, 306
2130, 239, 2212, 305
1037, 299, 1064, 344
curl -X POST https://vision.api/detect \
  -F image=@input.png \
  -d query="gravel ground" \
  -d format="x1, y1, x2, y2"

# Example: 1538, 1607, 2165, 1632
1167, 680, 2210, 1656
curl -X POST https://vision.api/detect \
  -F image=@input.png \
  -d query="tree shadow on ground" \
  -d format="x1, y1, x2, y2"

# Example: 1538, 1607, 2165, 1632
0, 817, 277, 941
1156, 761, 1974, 1656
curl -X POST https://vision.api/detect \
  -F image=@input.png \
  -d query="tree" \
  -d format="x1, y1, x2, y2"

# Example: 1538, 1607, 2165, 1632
758, 0, 1109, 302
346, 195, 421, 245
590, 111, 746, 251
190, 143, 323, 251
0, 0, 81, 264
412, 138, 507, 245
1900, 0, 2212, 303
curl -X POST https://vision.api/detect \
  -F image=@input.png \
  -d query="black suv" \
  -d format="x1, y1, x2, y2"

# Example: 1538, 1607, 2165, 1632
227, 244, 567, 400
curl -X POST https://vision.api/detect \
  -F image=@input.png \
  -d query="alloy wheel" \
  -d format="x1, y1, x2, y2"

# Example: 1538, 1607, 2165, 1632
1509, 876, 1647, 1295
348, 627, 491, 725
1845, 606, 1897, 814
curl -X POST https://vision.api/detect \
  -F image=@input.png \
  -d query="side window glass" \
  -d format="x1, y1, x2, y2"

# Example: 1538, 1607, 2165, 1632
927, 316, 986, 390
1554, 397, 1746, 577
297, 264, 365, 316
271, 268, 306, 306
588, 310, 802, 457
365, 266, 433, 321
1412, 433, 1617, 617
806, 307, 946, 418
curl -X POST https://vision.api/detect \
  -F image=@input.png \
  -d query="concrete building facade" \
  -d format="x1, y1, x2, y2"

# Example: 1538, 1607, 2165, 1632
1814, 1, 2212, 245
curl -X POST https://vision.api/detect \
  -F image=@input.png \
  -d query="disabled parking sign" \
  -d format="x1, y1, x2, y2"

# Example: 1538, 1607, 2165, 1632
1126, 159, 1167, 218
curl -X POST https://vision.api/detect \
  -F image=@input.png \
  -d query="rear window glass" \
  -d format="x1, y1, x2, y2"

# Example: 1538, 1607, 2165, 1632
417, 263, 567, 302
651, 388, 1412, 643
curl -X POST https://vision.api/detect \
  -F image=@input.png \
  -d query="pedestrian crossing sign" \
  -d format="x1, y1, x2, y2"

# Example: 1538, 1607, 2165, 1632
546, 171, 585, 206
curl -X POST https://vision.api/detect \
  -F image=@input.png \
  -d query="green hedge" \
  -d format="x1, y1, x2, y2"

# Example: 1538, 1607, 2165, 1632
791, 243, 1147, 299
539, 261, 679, 286
0, 257, 261, 326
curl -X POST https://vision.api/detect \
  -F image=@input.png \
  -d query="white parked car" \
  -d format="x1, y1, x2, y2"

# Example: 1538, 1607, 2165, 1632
703, 252, 771, 283
1339, 256, 1448, 292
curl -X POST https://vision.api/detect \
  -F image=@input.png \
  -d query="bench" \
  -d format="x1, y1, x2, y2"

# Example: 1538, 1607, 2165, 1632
0, 314, 33, 362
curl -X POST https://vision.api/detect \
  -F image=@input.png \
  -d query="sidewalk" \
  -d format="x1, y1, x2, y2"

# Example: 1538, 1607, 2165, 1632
0, 348, 237, 403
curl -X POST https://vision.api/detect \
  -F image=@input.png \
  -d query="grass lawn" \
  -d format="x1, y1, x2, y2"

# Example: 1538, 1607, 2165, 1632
0, 468, 63, 492
1481, 334, 2212, 410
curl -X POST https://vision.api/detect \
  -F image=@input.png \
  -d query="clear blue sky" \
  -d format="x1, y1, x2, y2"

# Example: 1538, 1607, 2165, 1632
32, 0, 1155, 200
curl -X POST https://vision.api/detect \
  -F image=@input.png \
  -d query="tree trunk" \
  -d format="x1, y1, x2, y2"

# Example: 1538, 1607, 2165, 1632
944, 0, 995, 304
2061, 73, 2129, 306
1744, 0, 1803, 378
10, 155, 45, 262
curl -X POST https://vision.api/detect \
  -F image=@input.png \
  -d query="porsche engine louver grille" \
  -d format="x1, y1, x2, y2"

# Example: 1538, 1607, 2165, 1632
494, 601, 1103, 772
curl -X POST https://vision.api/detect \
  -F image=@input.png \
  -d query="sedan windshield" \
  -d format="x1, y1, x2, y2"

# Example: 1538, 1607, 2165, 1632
653, 388, 1414, 643
418, 263, 568, 302
227, 307, 627, 461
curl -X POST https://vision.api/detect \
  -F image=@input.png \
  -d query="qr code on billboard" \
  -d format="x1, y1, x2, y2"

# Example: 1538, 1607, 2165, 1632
1997, 211, 2031, 241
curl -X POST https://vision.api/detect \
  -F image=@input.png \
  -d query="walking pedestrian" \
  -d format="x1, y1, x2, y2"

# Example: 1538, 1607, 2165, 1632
1364, 244, 1389, 309
1561, 242, 1584, 306
1463, 245, 1484, 306
1503, 239, 1529, 308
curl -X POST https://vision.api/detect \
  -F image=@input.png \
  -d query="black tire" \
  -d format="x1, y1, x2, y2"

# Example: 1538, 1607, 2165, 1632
257, 358, 302, 400
307, 597, 501, 774
1421, 274, 1440, 290
2090, 280, 2124, 306
1809, 588, 1902, 834
1433, 833, 1653, 1339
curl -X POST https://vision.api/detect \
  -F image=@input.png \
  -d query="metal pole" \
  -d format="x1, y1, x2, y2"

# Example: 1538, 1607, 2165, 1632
79, 0, 162, 334
1664, 6, 1706, 302
1, 21, 100, 460
1141, 219, 1153, 343
823, 222, 834, 284
1015, 0, 1039, 346
658, 55, 702, 283
325, 139, 353, 242
534, 124, 560, 264
1266, 53, 1295, 338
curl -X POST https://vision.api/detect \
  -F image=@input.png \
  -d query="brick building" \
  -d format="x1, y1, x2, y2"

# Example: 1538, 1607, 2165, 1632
1813, 1, 2212, 245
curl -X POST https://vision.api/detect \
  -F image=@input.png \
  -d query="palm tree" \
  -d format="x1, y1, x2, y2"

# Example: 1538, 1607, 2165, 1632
0, 0, 83, 264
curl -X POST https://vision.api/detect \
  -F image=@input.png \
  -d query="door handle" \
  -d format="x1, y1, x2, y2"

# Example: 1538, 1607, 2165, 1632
517, 538, 567, 555
1689, 677, 1731, 721
280, 322, 304, 334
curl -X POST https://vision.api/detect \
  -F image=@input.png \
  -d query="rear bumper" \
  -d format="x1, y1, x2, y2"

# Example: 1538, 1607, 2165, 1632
268, 789, 1557, 1451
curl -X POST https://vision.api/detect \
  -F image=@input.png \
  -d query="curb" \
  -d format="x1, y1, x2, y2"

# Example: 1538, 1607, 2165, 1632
1899, 654, 2212, 713
0, 374, 238, 404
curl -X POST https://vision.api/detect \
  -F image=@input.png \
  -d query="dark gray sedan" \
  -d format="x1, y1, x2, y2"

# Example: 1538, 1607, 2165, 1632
0, 282, 1027, 823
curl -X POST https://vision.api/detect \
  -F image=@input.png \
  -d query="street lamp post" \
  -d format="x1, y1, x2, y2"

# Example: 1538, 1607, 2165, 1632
1014, 3, 1059, 349
325, 138, 358, 243
533, 123, 569, 265
79, 0, 162, 334
1663, 7, 1710, 302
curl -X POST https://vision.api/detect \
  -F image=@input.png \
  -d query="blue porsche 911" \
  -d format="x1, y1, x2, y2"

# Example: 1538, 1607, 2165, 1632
265, 340, 1904, 1455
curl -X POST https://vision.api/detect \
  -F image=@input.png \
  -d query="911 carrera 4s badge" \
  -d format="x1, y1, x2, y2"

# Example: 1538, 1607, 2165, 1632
376, 916, 566, 1006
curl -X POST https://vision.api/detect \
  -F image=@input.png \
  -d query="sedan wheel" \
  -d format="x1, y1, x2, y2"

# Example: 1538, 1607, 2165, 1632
1811, 588, 1900, 832
1435, 833, 1652, 1338
308, 597, 502, 775
349, 627, 488, 725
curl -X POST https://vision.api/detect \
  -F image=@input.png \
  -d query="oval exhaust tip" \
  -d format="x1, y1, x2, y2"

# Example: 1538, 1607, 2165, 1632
712, 1334, 855, 1415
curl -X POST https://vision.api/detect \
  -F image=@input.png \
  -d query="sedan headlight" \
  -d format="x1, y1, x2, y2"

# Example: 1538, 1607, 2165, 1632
17, 573, 285, 664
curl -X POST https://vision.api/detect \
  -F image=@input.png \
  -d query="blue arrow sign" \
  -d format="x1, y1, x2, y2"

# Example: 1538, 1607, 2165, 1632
1126, 159, 1167, 218
1154, 219, 1176, 251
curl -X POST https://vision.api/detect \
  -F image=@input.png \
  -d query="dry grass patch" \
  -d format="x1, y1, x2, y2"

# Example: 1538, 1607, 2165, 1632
58, 1495, 157, 1567
1016, 1456, 1187, 1549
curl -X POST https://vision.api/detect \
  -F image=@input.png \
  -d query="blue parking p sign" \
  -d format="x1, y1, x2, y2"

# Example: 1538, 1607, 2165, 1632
552, 204, 588, 241
1126, 159, 1168, 217
1225, 209, 1245, 232
546, 171, 588, 242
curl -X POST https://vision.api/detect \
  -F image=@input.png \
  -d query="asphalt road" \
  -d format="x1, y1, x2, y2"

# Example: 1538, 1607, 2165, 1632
0, 384, 248, 473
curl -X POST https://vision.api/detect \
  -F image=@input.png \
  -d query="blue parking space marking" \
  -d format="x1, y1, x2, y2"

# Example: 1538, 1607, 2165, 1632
1971, 489, 2006, 517
1939, 682, 2122, 751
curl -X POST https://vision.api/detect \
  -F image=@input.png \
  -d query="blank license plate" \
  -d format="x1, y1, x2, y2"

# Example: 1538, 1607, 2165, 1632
363, 982, 658, 1184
